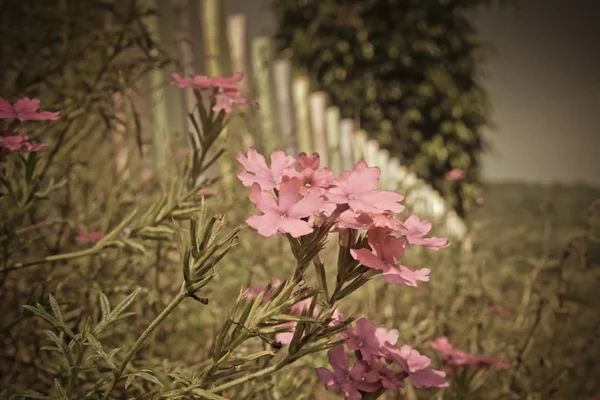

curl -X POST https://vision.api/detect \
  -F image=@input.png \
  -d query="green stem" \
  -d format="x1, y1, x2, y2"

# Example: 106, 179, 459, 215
208, 363, 281, 394
67, 343, 85, 397
101, 289, 188, 399
2, 246, 102, 272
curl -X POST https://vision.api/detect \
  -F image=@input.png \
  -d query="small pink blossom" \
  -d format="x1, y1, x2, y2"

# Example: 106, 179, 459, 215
0, 132, 48, 153
399, 214, 449, 250
385, 345, 449, 388
334, 210, 374, 231
212, 91, 260, 114
429, 337, 511, 373
236, 148, 299, 191
350, 228, 430, 287
0, 97, 60, 122
296, 152, 336, 196
316, 346, 381, 400
370, 211, 404, 231
326, 162, 404, 214
298, 152, 321, 170
342, 318, 399, 361
75, 229, 105, 244
246, 178, 323, 238
170, 72, 243, 91
445, 168, 465, 181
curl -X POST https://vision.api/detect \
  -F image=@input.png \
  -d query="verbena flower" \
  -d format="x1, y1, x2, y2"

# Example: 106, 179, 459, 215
0, 132, 48, 153
350, 228, 430, 287
170, 72, 243, 90
213, 91, 259, 113
445, 168, 465, 181
326, 161, 404, 214
399, 214, 449, 250
0, 97, 60, 121
170, 72, 258, 114
236, 147, 298, 191
246, 178, 323, 237
316, 346, 381, 400
320, 318, 448, 398
341, 318, 399, 361
75, 229, 105, 244
429, 337, 511, 373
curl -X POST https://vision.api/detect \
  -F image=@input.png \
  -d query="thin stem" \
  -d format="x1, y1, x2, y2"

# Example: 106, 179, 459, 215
208, 363, 281, 394
101, 289, 188, 399
2, 246, 101, 272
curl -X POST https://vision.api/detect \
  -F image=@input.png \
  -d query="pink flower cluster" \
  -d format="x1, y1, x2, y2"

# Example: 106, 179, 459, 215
237, 148, 449, 288
429, 337, 511, 374
317, 318, 448, 399
75, 229, 105, 244
170, 72, 259, 114
0, 97, 59, 157
243, 277, 344, 345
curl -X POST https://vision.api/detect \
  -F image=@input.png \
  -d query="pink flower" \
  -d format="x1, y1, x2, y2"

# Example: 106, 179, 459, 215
399, 214, 449, 250
445, 168, 465, 181
295, 152, 337, 196
170, 72, 243, 91
326, 162, 404, 214
342, 318, 399, 361
236, 148, 299, 191
385, 345, 449, 388
246, 178, 323, 238
370, 211, 404, 231
212, 91, 260, 114
298, 152, 321, 170
0, 132, 48, 153
0, 97, 60, 121
316, 346, 381, 400
362, 359, 405, 391
429, 337, 511, 373
350, 228, 430, 287
333, 210, 374, 231
75, 229, 105, 244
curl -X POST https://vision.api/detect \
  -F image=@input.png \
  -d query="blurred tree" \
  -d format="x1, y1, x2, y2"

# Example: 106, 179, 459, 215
272, 0, 510, 218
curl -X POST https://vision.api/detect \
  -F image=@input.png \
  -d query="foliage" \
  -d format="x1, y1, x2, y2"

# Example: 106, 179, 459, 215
272, 0, 505, 218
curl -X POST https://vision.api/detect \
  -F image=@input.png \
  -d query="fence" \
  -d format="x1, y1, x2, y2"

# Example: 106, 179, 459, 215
130, 0, 468, 242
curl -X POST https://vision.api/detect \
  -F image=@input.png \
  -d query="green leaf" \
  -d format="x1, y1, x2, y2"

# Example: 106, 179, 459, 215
191, 389, 230, 400
120, 238, 148, 255
84, 331, 117, 369
98, 293, 111, 322
53, 379, 69, 400
25, 151, 38, 183
124, 370, 163, 389
93, 289, 140, 334
48, 294, 64, 323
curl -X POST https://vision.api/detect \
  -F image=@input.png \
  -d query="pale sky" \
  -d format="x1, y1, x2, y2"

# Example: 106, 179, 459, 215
224, 0, 600, 186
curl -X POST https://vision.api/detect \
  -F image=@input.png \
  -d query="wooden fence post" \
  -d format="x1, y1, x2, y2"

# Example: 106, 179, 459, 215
293, 75, 313, 154
252, 37, 280, 154
377, 149, 390, 190
325, 106, 341, 175
273, 58, 297, 155
352, 130, 368, 163
309, 91, 329, 166
388, 157, 400, 192
339, 118, 355, 171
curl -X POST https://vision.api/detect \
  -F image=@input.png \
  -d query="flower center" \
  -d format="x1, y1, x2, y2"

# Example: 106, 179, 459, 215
348, 194, 358, 200
279, 213, 288, 219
